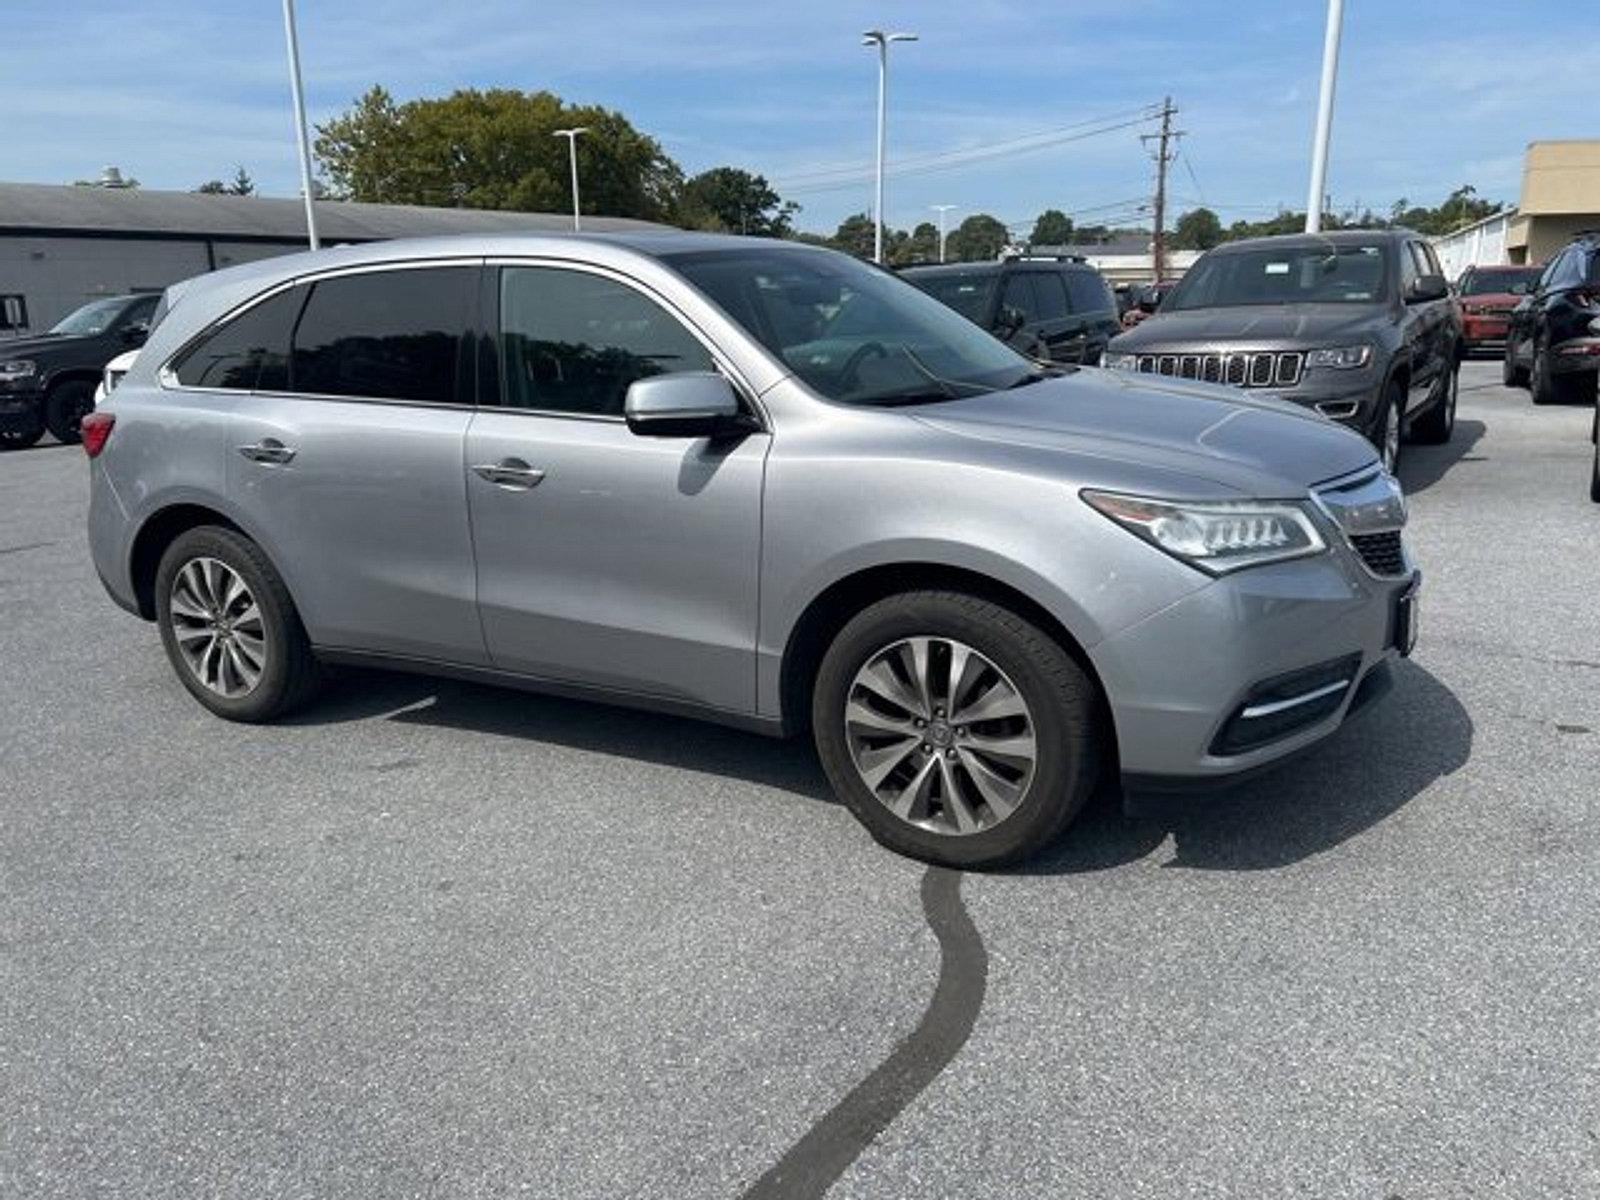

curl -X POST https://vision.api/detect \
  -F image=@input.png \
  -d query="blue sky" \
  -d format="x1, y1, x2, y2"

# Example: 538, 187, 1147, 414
5, 1, 1595, 235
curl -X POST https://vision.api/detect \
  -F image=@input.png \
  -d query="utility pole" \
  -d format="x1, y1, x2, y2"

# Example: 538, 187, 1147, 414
280, 0, 319, 250
862, 29, 917, 264
931, 204, 957, 263
1141, 97, 1181, 283
552, 128, 588, 231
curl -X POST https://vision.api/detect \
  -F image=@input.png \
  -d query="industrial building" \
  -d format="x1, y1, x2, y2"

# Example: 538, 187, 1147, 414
1431, 139, 1600, 277
0, 181, 659, 338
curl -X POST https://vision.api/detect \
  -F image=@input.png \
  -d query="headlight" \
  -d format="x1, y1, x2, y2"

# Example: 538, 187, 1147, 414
0, 359, 37, 380
1102, 352, 1138, 372
1304, 345, 1372, 370
1081, 490, 1326, 574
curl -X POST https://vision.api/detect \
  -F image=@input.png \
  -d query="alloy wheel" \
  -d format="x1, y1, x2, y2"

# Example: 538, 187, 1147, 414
1383, 396, 1402, 473
168, 557, 267, 698
844, 636, 1037, 836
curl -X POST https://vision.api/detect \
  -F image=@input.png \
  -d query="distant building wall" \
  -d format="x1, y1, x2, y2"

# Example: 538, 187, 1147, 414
1431, 212, 1511, 280
0, 235, 217, 335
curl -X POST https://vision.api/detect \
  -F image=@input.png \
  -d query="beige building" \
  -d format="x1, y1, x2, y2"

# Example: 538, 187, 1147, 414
1506, 140, 1600, 264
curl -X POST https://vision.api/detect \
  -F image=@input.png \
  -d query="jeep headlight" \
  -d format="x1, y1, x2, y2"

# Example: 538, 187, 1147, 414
1081, 490, 1326, 574
1102, 352, 1138, 372
0, 359, 37, 380
1304, 345, 1372, 370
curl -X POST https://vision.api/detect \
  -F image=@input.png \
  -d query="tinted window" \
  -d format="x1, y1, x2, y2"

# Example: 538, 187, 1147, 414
1065, 271, 1112, 314
1000, 275, 1036, 322
290, 267, 474, 403
120, 295, 159, 327
499, 267, 714, 416
1030, 273, 1070, 321
171, 286, 304, 391
904, 271, 996, 322
1549, 246, 1586, 290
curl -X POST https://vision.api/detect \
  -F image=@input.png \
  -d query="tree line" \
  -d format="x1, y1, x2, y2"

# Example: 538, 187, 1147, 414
186, 85, 1506, 266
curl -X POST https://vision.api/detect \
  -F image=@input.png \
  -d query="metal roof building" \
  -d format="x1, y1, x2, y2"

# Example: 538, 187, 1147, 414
0, 181, 661, 336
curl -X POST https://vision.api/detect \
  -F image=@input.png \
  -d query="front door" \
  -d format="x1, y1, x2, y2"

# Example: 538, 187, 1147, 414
222, 263, 487, 663
465, 264, 767, 715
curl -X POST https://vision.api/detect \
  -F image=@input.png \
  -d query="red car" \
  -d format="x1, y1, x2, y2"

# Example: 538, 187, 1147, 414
1454, 264, 1542, 356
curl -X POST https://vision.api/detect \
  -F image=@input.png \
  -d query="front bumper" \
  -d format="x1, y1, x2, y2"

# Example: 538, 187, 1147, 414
1091, 541, 1416, 788
1461, 314, 1510, 349
0, 390, 43, 432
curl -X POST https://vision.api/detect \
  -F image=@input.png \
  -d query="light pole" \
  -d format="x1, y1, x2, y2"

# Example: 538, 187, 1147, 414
1304, 0, 1344, 234
862, 29, 917, 264
280, 0, 319, 249
553, 127, 588, 231
931, 204, 957, 263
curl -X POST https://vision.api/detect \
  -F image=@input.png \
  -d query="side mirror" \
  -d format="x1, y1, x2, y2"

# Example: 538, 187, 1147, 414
1406, 274, 1448, 303
624, 372, 750, 438
120, 320, 150, 345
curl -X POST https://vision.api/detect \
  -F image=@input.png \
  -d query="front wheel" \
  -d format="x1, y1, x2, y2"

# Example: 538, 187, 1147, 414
812, 591, 1102, 868
155, 526, 321, 722
1371, 380, 1404, 474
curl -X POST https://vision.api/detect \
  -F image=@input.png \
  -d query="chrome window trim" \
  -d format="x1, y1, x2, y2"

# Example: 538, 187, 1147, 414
484, 256, 770, 431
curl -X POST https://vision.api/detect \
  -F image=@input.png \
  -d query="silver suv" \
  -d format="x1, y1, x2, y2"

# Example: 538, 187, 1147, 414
86, 234, 1417, 867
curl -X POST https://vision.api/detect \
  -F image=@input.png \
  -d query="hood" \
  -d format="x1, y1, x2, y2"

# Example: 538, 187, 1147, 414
0, 332, 99, 361
1111, 303, 1386, 351
910, 368, 1377, 497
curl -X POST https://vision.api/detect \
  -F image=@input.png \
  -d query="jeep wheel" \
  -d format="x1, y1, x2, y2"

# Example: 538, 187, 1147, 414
1502, 341, 1527, 388
43, 380, 96, 444
1412, 362, 1457, 444
812, 590, 1102, 868
1372, 380, 1404, 473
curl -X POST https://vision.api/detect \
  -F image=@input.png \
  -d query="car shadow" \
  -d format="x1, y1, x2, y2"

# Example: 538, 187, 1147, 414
295, 658, 1469, 875
1021, 659, 1471, 874
1398, 417, 1485, 495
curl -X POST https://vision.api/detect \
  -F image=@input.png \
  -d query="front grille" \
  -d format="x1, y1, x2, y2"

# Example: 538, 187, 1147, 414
1136, 350, 1304, 389
1349, 530, 1405, 576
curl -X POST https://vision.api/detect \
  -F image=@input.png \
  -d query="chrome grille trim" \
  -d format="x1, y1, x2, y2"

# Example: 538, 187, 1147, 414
1134, 350, 1306, 389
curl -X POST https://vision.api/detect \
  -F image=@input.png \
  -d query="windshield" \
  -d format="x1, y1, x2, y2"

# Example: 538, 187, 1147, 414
665, 248, 1034, 404
1165, 243, 1389, 310
1459, 267, 1539, 296
49, 297, 132, 336
903, 271, 997, 323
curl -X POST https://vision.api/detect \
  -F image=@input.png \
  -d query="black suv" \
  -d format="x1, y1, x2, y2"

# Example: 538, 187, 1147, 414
901, 256, 1122, 365
1503, 232, 1600, 405
0, 293, 158, 447
1104, 230, 1461, 473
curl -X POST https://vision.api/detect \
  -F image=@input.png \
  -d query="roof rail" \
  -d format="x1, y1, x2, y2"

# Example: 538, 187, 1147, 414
1000, 250, 1089, 264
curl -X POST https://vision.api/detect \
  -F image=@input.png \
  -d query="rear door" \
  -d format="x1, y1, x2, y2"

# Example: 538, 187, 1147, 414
1064, 269, 1121, 364
997, 273, 1046, 358
1024, 270, 1086, 362
222, 262, 488, 663
463, 262, 767, 713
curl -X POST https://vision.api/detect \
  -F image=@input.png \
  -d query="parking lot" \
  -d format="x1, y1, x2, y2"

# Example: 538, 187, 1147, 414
1, 360, 1596, 1198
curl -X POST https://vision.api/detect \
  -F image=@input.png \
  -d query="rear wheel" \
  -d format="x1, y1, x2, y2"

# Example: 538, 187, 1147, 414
812, 590, 1102, 868
43, 380, 95, 444
1503, 340, 1527, 388
1412, 362, 1457, 444
155, 526, 320, 722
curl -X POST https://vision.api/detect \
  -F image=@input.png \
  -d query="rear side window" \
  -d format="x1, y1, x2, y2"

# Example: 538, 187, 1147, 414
999, 274, 1036, 323
498, 266, 715, 417
1065, 271, 1112, 314
1030, 273, 1070, 321
170, 286, 304, 391
290, 267, 475, 403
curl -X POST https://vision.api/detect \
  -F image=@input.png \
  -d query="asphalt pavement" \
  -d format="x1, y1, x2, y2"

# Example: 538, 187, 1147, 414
2, 360, 1597, 1198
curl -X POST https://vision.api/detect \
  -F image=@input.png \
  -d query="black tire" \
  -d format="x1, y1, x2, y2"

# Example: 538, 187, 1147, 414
1503, 340, 1528, 388
1591, 440, 1600, 504
1411, 362, 1457, 445
812, 590, 1102, 868
43, 379, 95, 444
155, 526, 320, 722
1530, 343, 1570, 406
0, 421, 45, 450
1370, 379, 1404, 473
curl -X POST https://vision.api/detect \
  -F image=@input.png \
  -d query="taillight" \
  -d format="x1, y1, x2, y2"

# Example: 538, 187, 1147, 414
81, 411, 115, 457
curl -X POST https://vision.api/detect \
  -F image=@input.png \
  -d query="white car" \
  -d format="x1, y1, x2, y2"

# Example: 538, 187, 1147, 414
94, 349, 139, 405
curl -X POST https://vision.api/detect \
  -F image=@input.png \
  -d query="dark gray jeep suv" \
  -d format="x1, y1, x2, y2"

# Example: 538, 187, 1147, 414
1105, 230, 1461, 472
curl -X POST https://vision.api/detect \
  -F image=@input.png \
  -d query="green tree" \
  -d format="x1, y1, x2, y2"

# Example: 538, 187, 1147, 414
829, 212, 877, 259
196, 166, 256, 196
1030, 208, 1074, 247
677, 166, 797, 236
947, 213, 1010, 262
1171, 207, 1223, 250
314, 85, 682, 221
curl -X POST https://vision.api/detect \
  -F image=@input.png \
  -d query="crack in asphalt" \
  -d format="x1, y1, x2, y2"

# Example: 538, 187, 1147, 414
0, 540, 57, 557
740, 867, 988, 1200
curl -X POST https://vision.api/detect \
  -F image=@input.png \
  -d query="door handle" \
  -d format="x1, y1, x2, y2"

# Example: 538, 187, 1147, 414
471, 459, 546, 491
237, 438, 296, 465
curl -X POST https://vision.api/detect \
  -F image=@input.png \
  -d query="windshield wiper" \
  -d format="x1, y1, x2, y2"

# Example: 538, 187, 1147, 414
894, 344, 993, 397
